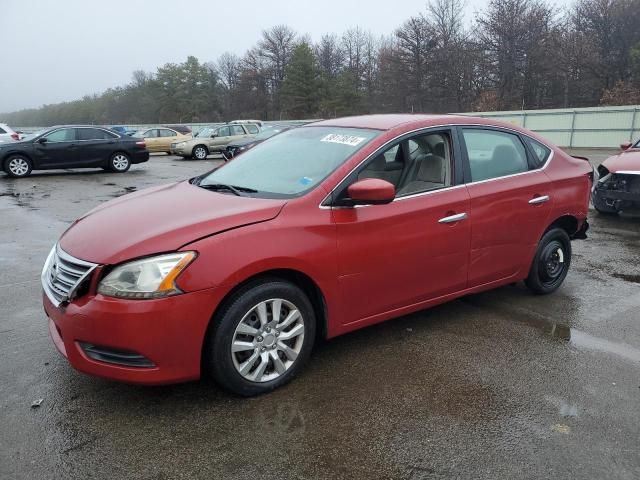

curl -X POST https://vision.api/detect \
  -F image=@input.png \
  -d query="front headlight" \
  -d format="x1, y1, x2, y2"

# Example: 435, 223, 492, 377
98, 252, 196, 299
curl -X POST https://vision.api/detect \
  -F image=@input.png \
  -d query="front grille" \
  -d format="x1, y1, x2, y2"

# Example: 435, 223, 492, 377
42, 245, 97, 307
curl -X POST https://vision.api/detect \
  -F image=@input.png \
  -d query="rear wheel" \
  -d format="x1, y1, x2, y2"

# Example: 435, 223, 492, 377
108, 152, 131, 172
206, 279, 316, 396
525, 228, 571, 295
4, 155, 32, 178
192, 145, 208, 160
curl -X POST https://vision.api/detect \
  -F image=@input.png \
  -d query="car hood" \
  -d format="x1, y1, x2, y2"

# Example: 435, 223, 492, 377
602, 149, 640, 173
59, 181, 286, 265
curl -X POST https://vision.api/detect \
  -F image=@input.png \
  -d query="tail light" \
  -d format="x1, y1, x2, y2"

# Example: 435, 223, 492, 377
135, 141, 146, 148
10, 133, 19, 141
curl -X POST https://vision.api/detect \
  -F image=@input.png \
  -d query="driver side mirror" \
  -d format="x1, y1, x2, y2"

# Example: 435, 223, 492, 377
37, 137, 48, 144
620, 141, 632, 150
346, 178, 395, 206
211, 134, 217, 138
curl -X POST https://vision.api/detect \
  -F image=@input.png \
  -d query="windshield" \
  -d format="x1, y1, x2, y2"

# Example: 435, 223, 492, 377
253, 126, 288, 141
196, 127, 216, 138
199, 126, 380, 197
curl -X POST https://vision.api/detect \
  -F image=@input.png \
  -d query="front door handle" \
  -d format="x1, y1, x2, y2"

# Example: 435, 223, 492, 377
438, 212, 467, 224
529, 195, 550, 205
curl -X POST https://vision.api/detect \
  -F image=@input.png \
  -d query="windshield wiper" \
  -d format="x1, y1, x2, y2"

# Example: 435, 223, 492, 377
197, 183, 258, 196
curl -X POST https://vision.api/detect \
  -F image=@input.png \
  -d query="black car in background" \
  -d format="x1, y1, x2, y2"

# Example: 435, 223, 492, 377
1, 126, 149, 178
223, 124, 294, 160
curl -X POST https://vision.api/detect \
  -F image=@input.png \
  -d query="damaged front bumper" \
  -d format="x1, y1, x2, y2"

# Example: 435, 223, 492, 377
592, 169, 640, 212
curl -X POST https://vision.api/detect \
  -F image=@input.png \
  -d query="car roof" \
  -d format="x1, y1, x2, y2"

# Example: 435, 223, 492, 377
309, 114, 507, 131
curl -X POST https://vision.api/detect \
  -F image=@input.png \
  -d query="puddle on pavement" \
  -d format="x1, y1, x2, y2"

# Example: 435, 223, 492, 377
465, 294, 640, 365
521, 313, 640, 364
612, 273, 640, 284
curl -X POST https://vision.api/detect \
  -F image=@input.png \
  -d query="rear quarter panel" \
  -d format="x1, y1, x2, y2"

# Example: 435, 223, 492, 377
543, 149, 592, 228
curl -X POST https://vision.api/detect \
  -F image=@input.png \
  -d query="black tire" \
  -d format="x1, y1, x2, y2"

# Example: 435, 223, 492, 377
525, 227, 571, 295
192, 145, 209, 160
108, 152, 131, 173
206, 278, 316, 396
4, 154, 33, 178
592, 191, 619, 215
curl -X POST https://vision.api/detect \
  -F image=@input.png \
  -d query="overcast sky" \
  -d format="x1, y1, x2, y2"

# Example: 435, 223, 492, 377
0, 0, 567, 113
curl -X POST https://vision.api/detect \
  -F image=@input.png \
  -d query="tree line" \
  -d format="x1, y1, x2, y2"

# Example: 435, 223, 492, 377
4, 0, 640, 127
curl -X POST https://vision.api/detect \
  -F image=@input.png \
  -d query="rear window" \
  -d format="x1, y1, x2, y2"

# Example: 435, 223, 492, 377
245, 124, 259, 134
524, 137, 551, 168
77, 128, 117, 140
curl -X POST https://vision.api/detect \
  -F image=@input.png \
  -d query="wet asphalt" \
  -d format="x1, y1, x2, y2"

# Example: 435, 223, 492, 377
0, 150, 639, 480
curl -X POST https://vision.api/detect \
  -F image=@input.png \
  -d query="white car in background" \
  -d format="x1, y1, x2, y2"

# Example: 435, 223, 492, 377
0, 123, 20, 142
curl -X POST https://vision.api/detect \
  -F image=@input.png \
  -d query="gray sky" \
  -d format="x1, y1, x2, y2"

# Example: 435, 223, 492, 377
0, 0, 563, 113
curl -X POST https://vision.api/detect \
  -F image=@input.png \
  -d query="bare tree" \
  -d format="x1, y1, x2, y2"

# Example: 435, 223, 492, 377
258, 25, 297, 116
395, 14, 434, 112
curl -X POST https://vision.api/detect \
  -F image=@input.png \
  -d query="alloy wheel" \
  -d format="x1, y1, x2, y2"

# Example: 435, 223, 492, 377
194, 147, 207, 159
231, 298, 305, 383
8, 157, 29, 176
112, 154, 130, 171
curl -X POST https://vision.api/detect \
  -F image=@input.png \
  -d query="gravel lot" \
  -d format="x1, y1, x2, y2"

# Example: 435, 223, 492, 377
1, 150, 639, 480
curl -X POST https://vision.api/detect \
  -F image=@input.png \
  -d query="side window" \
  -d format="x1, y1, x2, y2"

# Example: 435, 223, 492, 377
358, 143, 405, 188
159, 129, 176, 137
230, 125, 245, 135
397, 132, 452, 196
77, 128, 114, 140
357, 131, 453, 197
524, 137, 551, 168
462, 129, 529, 182
245, 124, 259, 134
0, 127, 6, 134
143, 129, 158, 138
217, 126, 231, 137
45, 128, 75, 142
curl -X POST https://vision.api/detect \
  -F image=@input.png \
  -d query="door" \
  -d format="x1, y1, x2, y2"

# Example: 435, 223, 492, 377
209, 126, 231, 151
158, 128, 179, 152
34, 128, 78, 167
459, 127, 553, 287
141, 129, 160, 152
75, 128, 118, 166
229, 124, 247, 143
332, 129, 471, 325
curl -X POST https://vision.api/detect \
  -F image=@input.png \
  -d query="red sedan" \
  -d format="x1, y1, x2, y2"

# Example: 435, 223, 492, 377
42, 115, 592, 395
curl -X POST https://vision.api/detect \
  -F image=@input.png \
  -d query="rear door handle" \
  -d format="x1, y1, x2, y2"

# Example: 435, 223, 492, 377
438, 212, 467, 224
529, 195, 550, 205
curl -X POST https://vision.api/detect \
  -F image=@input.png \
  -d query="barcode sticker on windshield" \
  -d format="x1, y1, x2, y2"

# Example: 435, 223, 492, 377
321, 134, 366, 147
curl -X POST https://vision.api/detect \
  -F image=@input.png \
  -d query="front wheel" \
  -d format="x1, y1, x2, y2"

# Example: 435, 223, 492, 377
4, 155, 33, 178
108, 152, 131, 172
192, 145, 208, 160
525, 227, 571, 295
206, 279, 316, 396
